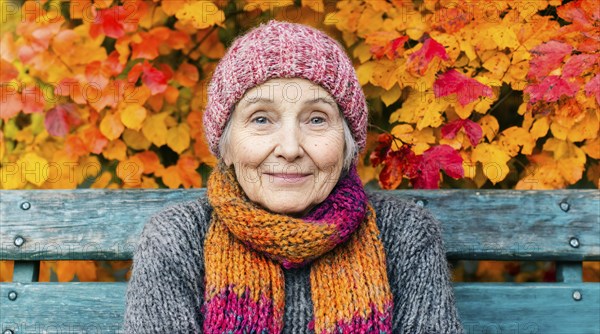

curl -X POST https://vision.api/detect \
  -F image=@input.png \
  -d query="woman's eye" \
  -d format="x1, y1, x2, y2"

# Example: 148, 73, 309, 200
251, 116, 269, 124
310, 116, 326, 125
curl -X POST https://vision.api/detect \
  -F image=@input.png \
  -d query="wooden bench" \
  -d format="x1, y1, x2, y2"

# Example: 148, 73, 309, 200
1, 189, 599, 333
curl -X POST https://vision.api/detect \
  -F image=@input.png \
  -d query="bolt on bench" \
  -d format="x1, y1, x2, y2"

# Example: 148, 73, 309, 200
1, 189, 599, 333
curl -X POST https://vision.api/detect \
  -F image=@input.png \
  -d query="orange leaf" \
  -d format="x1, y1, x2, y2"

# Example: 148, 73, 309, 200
134, 150, 161, 175
99, 112, 125, 140
177, 154, 201, 188
161, 165, 182, 189
0, 85, 22, 120
175, 62, 199, 88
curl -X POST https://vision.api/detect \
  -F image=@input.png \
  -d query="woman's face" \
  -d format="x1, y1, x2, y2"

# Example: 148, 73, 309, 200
222, 78, 345, 217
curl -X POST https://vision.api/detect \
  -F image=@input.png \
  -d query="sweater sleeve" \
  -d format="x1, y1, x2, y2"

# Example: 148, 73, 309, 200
123, 199, 211, 333
369, 194, 463, 334
395, 206, 463, 333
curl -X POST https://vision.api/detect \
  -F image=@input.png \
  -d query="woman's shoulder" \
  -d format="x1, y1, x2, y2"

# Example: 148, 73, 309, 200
367, 190, 444, 251
137, 196, 213, 252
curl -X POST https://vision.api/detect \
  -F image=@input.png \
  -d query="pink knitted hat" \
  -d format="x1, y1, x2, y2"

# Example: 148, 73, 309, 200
203, 19, 368, 158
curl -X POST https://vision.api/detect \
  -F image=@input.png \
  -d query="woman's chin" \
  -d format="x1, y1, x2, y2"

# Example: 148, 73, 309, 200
259, 196, 313, 216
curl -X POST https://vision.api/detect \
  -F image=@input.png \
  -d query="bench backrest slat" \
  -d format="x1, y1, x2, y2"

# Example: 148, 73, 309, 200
1, 189, 598, 261
1, 282, 598, 334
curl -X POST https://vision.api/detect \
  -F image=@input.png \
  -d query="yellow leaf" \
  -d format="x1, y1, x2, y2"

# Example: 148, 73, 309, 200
370, 59, 398, 90
44, 151, 80, 190
117, 156, 144, 186
176, 1, 225, 29
0, 164, 27, 189
139, 2, 168, 29
543, 138, 586, 166
357, 6, 384, 36
122, 129, 152, 151
405, 12, 428, 40
454, 103, 474, 119
483, 53, 511, 79
472, 143, 511, 184
506, 61, 529, 85
582, 138, 600, 159
353, 42, 372, 64
550, 121, 569, 140
161, 165, 182, 189
120, 104, 147, 131
558, 158, 585, 185
390, 90, 448, 128
17, 152, 49, 187
381, 84, 402, 107
568, 110, 599, 143
356, 61, 376, 86
530, 116, 549, 139
301, 0, 324, 12
99, 112, 125, 141
91, 171, 113, 189
167, 124, 191, 154
142, 113, 169, 147
488, 25, 520, 49
140, 176, 159, 189
497, 127, 536, 156
460, 151, 477, 179
161, 0, 189, 15
102, 139, 127, 161
478, 115, 499, 142
431, 33, 460, 63
391, 124, 413, 144
244, 0, 293, 11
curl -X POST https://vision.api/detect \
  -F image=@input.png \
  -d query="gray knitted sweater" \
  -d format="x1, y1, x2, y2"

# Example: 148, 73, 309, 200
123, 191, 464, 333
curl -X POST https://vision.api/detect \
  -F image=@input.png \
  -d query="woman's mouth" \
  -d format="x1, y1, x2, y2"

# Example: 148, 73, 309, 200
264, 173, 311, 184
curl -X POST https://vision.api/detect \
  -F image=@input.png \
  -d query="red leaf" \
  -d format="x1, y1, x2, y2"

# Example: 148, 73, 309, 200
0, 85, 22, 120
127, 62, 144, 83
434, 69, 493, 106
441, 119, 483, 146
371, 36, 408, 60
407, 37, 449, 76
369, 133, 393, 167
81, 126, 108, 154
557, 0, 599, 27
105, 51, 125, 76
527, 41, 573, 81
0, 59, 18, 82
524, 75, 579, 104
44, 104, 80, 137
128, 61, 171, 95
378, 144, 421, 190
85, 61, 110, 90
131, 32, 161, 60
412, 145, 463, 189
379, 150, 405, 190
90, 5, 139, 39
143, 65, 170, 95
562, 54, 599, 78
585, 74, 600, 105
22, 86, 45, 114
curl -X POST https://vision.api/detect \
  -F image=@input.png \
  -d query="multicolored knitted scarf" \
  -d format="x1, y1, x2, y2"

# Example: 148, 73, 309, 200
202, 162, 394, 333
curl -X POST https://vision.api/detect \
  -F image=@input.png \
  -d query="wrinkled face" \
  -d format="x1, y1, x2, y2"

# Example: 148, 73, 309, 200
222, 78, 345, 217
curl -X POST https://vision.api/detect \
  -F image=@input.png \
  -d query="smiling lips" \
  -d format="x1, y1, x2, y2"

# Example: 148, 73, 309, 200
264, 173, 311, 183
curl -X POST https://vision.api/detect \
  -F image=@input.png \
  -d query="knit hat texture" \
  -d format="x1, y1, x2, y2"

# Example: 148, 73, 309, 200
203, 19, 368, 157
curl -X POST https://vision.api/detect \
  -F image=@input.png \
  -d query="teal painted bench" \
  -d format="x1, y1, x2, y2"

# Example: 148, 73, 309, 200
1, 189, 599, 333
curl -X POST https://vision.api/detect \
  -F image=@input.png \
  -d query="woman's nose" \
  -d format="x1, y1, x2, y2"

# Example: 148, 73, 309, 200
273, 123, 304, 161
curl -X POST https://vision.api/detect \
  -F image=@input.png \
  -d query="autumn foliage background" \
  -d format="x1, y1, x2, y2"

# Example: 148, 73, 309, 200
1, 0, 598, 282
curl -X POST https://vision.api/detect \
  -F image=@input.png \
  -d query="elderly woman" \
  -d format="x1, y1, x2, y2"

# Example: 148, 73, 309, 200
123, 20, 463, 333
